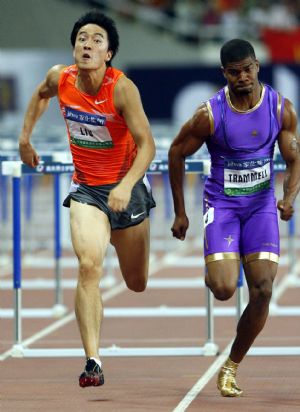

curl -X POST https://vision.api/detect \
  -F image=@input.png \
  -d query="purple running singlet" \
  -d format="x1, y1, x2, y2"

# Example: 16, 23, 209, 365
203, 84, 284, 261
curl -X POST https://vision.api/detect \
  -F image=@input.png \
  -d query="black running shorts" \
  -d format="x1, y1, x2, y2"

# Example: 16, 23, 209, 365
63, 176, 156, 230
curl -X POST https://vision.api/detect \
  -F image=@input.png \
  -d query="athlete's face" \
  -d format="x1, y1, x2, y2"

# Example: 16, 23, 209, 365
73, 23, 112, 70
222, 57, 260, 95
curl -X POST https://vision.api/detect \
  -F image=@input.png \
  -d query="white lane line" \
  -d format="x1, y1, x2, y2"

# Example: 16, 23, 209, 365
0, 245, 192, 361
172, 342, 232, 412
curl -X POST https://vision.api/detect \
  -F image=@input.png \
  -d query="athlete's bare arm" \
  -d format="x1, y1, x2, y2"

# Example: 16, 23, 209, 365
168, 104, 211, 240
277, 98, 300, 221
108, 76, 156, 212
19, 64, 66, 167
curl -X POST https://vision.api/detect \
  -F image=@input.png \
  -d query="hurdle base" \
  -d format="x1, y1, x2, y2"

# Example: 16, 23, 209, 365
0, 307, 69, 318
52, 304, 68, 318
248, 346, 300, 356
11, 344, 25, 358
21, 346, 208, 358
203, 342, 219, 356
18, 345, 300, 358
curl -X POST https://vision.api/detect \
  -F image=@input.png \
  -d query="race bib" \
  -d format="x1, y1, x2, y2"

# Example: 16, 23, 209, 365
65, 107, 113, 149
224, 158, 271, 196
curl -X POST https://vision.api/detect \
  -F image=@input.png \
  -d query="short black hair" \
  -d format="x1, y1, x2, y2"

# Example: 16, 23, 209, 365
220, 39, 256, 68
70, 11, 119, 66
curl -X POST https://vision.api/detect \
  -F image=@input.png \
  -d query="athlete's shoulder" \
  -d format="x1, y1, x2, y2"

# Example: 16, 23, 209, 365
62, 64, 77, 74
47, 64, 67, 78
42, 64, 68, 97
113, 72, 139, 99
57, 65, 77, 94
263, 82, 278, 93
262, 83, 287, 127
282, 98, 297, 129
58, 64, 77, 80
205, 87, 226, 112
200, 88, 225, 135
263, 82, 285, 102
103, 66, 124, 85
109, 66, 124, 77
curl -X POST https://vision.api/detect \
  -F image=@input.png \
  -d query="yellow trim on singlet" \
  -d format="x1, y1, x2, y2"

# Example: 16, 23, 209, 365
242, 252, 279, 264
225, 84, 266, 114
277, 93, 283, 124
206, 101, 214, 135
205, 252, 240, 264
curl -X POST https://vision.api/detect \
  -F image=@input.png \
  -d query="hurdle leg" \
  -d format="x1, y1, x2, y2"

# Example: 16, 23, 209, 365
102, 244, 117, 288
203, 280, 219, 355
11, 172, 24, 357
0, 175, 9, 259
270, 215, 297, 313
236, 264, 244, 320
53, 174, 67, 317
288, 216, 296, 275
0, 175, 8, 222
162, 172, 173, 249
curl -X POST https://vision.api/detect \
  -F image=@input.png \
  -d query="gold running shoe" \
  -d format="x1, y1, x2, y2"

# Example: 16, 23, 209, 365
217, 357, 243, 397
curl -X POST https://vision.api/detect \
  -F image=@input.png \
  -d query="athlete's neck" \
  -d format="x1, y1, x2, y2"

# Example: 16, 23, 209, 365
75, 66, 107, 96
228, 82, 263, 112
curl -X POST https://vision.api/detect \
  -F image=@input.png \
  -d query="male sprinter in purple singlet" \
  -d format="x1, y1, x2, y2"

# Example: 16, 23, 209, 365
168, 39, 300, 397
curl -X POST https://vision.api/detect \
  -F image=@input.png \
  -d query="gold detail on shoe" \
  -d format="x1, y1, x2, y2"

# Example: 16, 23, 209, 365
217, 358, 243, 397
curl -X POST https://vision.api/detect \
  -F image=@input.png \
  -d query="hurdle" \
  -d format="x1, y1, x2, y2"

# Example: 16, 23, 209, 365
1, 156, 220, 357
0, 158, 68, 319
0, 154, 118, 321
2, 155, 300, 358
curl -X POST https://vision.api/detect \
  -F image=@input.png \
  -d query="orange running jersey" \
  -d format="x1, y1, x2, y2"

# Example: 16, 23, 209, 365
58, 65, 137, 185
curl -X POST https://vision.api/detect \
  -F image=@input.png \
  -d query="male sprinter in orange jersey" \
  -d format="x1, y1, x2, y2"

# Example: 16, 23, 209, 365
19, 11, 156, 387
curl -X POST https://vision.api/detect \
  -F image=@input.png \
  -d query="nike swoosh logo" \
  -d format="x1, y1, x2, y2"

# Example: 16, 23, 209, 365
131, 212, 145, 219
95, 99, 107, 104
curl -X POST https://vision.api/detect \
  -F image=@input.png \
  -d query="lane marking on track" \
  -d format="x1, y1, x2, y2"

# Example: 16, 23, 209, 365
0, 245, 192, 361
172, 341, 233, 412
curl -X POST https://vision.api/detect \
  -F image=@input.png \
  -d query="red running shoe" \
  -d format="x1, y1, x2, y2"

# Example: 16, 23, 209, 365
79, 358, 104, 388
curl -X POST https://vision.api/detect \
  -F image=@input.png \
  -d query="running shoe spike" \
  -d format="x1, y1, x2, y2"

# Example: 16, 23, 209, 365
79, 358, 104, 388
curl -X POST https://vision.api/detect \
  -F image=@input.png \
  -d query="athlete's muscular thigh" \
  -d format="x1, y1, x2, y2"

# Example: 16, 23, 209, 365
241, 200, 280, 257
70, 200, 111, 282
111, 218, 150, 292
206, 259, 240, 300
243, 259, 278, 300
203, 200, 240, 258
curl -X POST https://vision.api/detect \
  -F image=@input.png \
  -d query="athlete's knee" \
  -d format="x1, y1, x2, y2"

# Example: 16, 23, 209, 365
249, 278, 273, 304
212, 285, 235, 301
210, 284, 235, 300
78, 256, 102, 285
125, 275, 147, 292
